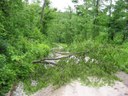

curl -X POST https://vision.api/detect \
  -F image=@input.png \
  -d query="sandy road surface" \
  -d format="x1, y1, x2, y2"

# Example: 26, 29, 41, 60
32, 72, 128, 96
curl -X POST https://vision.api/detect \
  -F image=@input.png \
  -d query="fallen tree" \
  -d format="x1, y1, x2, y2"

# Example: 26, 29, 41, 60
32, 51, 89, 65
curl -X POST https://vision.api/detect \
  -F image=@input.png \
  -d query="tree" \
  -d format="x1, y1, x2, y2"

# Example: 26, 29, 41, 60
110, 0, 128, 42
40, 0, 54, 35
107, 0, 115, 41
92, 0, 100, 39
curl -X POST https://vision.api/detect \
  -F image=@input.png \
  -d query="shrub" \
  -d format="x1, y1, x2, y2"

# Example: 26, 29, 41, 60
68, 40, 128, 73
0, 42, 50, 95
31, 43, 50, 59
0, 65, 16, 96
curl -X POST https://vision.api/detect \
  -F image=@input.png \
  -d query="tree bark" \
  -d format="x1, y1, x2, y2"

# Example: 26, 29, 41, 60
40, 0, 46, 27
93, 0, 99, 39
108, 0, 114, 41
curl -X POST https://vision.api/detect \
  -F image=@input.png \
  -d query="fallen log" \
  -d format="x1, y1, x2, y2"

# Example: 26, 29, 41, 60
44, 55, 71, 60
32, 51, 89, 65
54, 51, 89, 55
32, 55, 71, 65
33, 60, 56, 65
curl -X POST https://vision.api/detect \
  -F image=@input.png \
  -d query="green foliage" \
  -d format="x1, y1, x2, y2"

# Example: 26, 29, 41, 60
0, 1, 51, 95
46, 11, 94, 43
0, 55, 6, 68
0, 64, 16, 95
31, 43, 50, 59
68, 40, 128, 73
72, 0, 78, 3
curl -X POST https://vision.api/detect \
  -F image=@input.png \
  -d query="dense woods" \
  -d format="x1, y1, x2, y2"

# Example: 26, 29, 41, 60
0, 0, 128, 95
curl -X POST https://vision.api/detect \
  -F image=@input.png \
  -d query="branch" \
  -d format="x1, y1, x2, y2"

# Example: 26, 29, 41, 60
32, 51, 89, 65
55, 51, 89, 55
32, 55, 71, 65
33, 60, 56, 65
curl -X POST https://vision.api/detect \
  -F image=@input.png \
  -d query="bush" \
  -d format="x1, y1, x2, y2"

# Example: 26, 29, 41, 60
0, 65, 16, 96
68, 40, 128, 73
0, 54, 6, 68
0, 41, 50, 95
31, 43, 50, 59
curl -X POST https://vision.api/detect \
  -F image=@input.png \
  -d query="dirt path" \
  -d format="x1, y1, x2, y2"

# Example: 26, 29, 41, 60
50, 80, 128, 96
32, 77, 128, 96
116, 71, 128, 87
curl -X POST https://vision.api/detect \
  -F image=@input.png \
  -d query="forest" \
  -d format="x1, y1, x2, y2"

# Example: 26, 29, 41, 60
0, 0, 128, 96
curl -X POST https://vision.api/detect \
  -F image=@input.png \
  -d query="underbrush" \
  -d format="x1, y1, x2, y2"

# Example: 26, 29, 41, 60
0, 40, 50, 95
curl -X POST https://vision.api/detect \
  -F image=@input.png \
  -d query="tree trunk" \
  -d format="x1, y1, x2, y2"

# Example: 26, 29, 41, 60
122, 33, 126, 42
40, 0, 46, 25
108, 0, 114, 41
92, 0, 99, 39
110, 31, 115, 41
